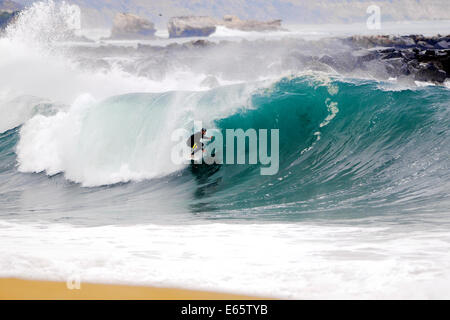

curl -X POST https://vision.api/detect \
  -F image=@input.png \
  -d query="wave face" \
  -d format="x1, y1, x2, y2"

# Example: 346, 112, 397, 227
211, 77, 450, 218
1, 76, 449, 222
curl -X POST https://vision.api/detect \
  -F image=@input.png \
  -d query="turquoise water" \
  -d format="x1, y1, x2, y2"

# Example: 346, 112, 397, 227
1, 76, 449, 225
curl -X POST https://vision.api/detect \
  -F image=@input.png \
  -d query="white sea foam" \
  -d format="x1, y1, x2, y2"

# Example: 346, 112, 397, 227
0, 1, 216, 134
1, 220, 449, 299
16, 84, 258, 186
210, 26, 293, 39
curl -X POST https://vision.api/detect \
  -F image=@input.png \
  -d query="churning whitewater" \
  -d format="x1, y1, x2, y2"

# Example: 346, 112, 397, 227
0, 1, 449, 299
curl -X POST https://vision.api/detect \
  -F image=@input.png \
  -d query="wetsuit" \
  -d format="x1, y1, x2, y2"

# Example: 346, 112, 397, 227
186, 131, 205, 156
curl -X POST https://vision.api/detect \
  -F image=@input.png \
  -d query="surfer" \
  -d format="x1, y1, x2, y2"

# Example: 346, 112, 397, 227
187, 128, 212, 158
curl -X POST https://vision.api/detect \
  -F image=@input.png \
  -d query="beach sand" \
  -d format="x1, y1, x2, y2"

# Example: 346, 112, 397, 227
0, 278, 263, 300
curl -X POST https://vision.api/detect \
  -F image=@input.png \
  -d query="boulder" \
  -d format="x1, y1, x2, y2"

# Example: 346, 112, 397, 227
397, 36, 416, 47
168, 16, 217, 38
414, 63, 447, 83
384, 58, 408, 76
381, 51, 402, 59
109, 13, 156, 40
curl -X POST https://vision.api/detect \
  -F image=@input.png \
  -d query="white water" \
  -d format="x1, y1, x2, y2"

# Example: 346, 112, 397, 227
15, 82, 261, 186
1, 219, 449, 299
210, 25, 295, 40
0, 1, 217, 134
4, 1, 279, 187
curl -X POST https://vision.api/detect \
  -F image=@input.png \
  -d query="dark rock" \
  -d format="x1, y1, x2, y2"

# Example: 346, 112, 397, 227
415, 63, 446, 83
69, 33, 450, 86
381, 51, 402, 59
407, 59, 419, 69
385, 58, 407, 76
417, 40, 434, 49
425, 49, 436, 56
401, 49, 416, 60
399, 64, 410, 76
191, 39, 211, 47
181, 39, 214, 50
397, 36, 416, 47
343, 34, 450, 83
418, 49, 439, 62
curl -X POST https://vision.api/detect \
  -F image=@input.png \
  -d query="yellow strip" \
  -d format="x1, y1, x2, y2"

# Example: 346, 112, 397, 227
0, 278, 267, 300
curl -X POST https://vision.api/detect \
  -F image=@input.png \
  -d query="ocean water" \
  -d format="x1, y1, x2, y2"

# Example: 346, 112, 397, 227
0, 1, 449, 299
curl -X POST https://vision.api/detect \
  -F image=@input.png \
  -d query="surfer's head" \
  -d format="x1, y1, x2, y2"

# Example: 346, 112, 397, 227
201, 128, 207, 134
